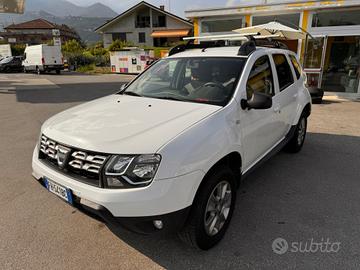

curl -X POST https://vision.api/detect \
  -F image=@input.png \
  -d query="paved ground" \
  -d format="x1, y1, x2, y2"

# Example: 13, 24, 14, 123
0, 73, 360, 270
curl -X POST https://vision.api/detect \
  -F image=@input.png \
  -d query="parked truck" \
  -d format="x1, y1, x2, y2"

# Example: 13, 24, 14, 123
23, 45, 64, 74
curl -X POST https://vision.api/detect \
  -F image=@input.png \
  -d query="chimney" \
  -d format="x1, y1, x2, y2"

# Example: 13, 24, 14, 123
159, 5, 165, 10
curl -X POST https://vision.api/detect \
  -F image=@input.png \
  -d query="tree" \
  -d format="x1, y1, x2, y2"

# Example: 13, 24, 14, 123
88, 41, 108, 56
11, 44, 26, 56
108, 39, 133, 51
62, 39, 84, 54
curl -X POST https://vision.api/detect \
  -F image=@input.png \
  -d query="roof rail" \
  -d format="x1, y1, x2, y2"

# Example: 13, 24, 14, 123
169, 34, 288, 57
168, 40, 226, 56
255, 39, 288, 50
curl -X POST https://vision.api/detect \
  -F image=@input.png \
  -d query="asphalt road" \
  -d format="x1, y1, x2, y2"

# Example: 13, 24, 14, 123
0, 73, 360, 269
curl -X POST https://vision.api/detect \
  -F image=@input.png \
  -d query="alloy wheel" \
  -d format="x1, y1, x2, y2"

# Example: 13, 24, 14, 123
204, 180, 232, 236
297, 118, 306, 145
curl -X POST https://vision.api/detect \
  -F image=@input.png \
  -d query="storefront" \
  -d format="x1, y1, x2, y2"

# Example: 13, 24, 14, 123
185, 0, 360, 98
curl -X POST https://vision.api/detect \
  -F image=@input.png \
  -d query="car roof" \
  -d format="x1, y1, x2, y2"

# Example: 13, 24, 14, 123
167, 46, 295, 59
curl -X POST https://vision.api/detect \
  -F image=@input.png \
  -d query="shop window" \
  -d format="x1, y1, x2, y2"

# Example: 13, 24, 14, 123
312, 9, 360, 27
139, 32, 146, 43
322, 36, 360, 93
304, 37, 325, 69
272, 54, 294, 91
201, 19, 242, 33
253, 13, 300, 28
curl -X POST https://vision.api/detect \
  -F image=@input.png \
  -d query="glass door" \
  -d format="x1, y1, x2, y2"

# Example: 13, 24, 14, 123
321, 36, 360, 93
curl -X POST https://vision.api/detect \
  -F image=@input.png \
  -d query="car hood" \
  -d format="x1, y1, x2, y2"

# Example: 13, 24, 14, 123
42, 95, 220, 154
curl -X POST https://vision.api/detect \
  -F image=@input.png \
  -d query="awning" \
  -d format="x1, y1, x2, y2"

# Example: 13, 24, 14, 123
233, 22, 307, 40
151, 29, 190, 38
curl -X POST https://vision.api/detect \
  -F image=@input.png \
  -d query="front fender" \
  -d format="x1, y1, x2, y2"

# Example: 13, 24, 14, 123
156, 102, 242, 180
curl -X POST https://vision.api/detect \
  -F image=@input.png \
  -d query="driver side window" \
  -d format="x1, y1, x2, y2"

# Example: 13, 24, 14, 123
246, 55, 274, 100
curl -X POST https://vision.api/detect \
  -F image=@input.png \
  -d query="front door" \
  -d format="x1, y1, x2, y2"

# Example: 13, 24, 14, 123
239, 54, 284, 170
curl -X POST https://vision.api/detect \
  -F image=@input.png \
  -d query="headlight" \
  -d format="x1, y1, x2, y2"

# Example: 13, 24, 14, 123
104, 154, 161, 188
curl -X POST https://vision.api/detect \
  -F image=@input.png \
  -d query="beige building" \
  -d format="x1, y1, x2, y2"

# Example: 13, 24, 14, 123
186, 0, 360, 98
95, 1, 193, 48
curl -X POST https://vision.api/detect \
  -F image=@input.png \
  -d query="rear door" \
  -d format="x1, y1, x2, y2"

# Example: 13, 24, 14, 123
270, 53, 296, 137
44, 46, 62, 66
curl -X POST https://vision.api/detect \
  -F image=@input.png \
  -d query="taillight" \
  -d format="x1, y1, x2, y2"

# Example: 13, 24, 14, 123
61, 57, 64, 64
41, 57, 45, 64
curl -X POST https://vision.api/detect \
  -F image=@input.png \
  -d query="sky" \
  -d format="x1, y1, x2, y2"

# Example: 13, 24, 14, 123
70, 0, 263, 17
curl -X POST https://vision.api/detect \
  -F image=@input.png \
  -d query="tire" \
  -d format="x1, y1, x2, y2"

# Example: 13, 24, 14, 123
178, 166, 237, 250
56, 70, 61, 75
284, 113, 307, 153
36, 67, 41, 75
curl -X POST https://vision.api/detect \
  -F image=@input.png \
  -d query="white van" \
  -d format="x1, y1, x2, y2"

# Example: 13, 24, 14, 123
23, 45, 64, 74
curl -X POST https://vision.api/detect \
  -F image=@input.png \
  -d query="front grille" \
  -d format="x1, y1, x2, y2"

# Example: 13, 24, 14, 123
39, 135, 109, 187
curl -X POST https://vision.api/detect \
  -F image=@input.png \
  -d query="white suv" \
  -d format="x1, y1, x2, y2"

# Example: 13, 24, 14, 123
32, 42, 311, 250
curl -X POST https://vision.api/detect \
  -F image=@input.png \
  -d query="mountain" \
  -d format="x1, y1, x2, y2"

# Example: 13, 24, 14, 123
0, 0, 118, 44
0, 11, 111, 44
25, 0, 117, 18
80, 3, 117, 18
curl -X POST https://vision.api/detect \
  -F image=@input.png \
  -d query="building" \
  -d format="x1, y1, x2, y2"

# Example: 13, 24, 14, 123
1, 18, 80, 45
95, 1, 193, 48
185, 0, 360, 98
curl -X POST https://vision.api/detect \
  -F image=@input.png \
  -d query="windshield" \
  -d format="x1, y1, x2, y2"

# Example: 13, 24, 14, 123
122, 57, 246, 106
0, 57, 13, 64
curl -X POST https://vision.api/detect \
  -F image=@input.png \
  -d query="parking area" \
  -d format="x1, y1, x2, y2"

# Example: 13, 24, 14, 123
0, 73, 360, 269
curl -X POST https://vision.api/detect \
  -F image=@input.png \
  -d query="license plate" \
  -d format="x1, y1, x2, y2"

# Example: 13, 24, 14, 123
44, 178, 73, 204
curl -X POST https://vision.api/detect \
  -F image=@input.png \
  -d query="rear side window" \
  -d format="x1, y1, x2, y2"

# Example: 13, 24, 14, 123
246, 55, 274, 100
272, 54, 294, 91
289, 55, 302, 80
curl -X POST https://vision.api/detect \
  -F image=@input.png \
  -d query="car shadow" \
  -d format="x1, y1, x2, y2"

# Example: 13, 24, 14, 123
86, 132, 360, 269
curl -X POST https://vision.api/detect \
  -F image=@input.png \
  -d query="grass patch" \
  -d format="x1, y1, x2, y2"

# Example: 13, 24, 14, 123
76, 64, 95, 73
76, 65, 112, 74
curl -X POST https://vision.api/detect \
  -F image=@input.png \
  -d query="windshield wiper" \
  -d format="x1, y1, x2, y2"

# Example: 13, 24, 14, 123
151, 96, 185, 102
123, 91, 142, 97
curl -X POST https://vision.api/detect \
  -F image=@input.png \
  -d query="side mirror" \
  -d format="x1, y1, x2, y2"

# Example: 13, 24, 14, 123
241, 92, 272, 110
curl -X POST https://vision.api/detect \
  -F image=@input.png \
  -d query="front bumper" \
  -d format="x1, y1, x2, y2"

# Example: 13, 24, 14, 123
32, 146, 204, 219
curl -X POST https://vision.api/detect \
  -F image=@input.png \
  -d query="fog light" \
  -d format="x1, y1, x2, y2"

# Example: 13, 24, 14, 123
153, 220, 163, 230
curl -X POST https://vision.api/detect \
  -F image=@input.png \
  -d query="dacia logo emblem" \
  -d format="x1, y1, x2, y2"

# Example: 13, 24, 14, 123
56, 145, 71, 168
